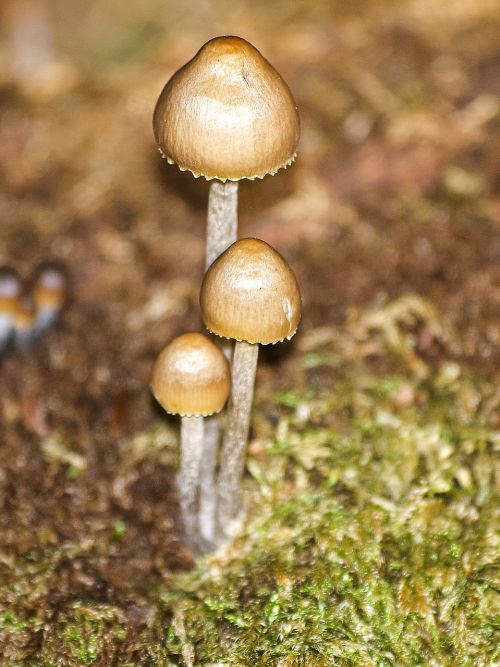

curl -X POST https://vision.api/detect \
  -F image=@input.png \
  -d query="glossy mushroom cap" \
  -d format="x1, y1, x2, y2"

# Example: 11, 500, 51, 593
153, 36, 300, 181
200, 238, 301, 345
151, 332, 230, 417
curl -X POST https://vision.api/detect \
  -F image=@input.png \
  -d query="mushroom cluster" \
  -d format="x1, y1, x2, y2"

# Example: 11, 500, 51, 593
150, 36, 301, 551
0, 263, 66, 355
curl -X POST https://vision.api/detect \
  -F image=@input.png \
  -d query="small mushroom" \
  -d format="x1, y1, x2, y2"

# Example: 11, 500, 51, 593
153, 35, 300, 267
0, 267, 21, 354
200, 239, 301, 534
32, 263, 67, 336
150, 332, 230, 550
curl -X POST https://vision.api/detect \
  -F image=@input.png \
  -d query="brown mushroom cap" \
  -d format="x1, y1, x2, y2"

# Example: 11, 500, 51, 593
153, 36, 300, 181
200, 238, 301, 345
151, 332, 230, 417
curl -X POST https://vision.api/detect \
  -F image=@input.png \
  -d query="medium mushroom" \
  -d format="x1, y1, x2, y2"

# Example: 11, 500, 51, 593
153, 35, 300, 268
200, 238, 301, 534
150, 332, 230, 550
0, 267, 21, 353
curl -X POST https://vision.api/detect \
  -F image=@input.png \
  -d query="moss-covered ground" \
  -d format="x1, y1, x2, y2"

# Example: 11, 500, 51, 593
155, 357, 498, 666
2, 318, 498, 664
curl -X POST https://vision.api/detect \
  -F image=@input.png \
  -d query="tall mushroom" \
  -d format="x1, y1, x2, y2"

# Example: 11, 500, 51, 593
150, 332, 230, 550
153, 35, 300, 268
200, 239, 301, 534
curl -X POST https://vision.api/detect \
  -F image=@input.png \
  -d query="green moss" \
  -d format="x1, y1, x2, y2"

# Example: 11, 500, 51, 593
61, 620, 99, 665
0, 612, 40, 634
1, 308, 498, 665
154, 361, 499, 666
38, 604, 129, 667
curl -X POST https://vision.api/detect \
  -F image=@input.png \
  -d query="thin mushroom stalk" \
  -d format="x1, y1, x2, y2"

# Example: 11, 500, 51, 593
206, 180, 238, 268
197, 415, 220, 543
199, 179, 238, 543
178, 415, 205, 549
216, 340, 258, 531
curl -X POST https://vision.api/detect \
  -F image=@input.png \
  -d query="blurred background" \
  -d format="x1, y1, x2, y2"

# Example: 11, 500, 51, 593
0, 0, 498, 660
1, 0, 498, 358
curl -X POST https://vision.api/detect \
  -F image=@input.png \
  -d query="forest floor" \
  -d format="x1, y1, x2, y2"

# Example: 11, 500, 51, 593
0, 0, 498, 665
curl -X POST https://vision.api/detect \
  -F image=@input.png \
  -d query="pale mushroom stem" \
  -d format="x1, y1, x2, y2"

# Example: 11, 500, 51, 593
178, 415, 205, 549
217, 340, 259, 534
206, 180, 238, 268
200, 179, 238, 545
197, 415, 219, 544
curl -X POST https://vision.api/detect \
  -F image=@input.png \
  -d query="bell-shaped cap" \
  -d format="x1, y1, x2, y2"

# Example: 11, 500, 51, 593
151, 332, 230, 417
200, 238, 301, 345
153, 36, 300, 181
